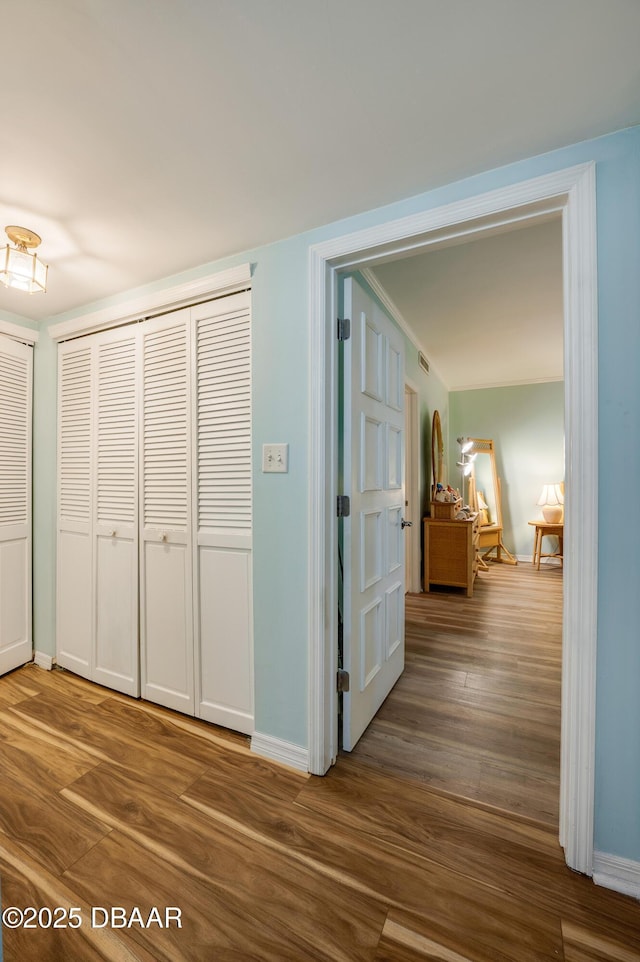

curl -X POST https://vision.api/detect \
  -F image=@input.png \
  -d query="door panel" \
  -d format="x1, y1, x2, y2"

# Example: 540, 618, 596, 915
0, 335, 33, 675
93, 327, 139, 695
57, 529, 92, 675
0, 536, 28, 668
94, 535, 138, 688
342, 277, 405, 751
198, 543, 253, 732
140, 309, 194, 713
193, 292, 253, 733
57, 342, 93, 677
143, 538, 192, 711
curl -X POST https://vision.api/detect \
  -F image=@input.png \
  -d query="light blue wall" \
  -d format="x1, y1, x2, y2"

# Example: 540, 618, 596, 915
450, 383, 565, 557
31, 124, 640, 863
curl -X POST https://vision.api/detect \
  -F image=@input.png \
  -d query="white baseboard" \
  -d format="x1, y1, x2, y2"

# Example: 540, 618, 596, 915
514, 554, 562, 567
33, 651, 55, 671
593, 851, 640, 899
251, 732, 309, 773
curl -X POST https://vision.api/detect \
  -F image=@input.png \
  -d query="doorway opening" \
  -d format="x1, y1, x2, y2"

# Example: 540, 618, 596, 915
308, 163, 597, 876
338, 223, 565, 828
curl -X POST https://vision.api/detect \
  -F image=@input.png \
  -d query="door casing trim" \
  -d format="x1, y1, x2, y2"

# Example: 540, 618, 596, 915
307, 162, 598, 876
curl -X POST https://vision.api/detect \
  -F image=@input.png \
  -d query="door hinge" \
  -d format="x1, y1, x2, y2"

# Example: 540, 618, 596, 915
337, 669, 350, 693
337, 494, 351, 518
337, 317, 351, 341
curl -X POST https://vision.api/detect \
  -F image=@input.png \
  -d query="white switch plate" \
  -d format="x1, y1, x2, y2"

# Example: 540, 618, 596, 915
262, 443, 289, 473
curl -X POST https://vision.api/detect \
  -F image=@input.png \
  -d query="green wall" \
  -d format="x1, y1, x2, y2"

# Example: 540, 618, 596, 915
450, 382, 565, 557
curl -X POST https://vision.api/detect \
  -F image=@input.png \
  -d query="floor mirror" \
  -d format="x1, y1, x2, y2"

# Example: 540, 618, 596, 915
467, 438, 517, 564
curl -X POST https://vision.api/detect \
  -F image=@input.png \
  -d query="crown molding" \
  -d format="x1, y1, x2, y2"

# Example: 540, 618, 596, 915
449, 374, 563, 392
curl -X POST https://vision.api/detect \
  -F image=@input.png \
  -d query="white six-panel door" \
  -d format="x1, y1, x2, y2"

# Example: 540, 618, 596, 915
0, 334, 33, 675
342, 277, 405, 751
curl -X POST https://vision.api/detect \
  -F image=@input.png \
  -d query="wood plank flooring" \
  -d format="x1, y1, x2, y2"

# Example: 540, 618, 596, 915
1, 565, 639, 959
351, 562, 562, 825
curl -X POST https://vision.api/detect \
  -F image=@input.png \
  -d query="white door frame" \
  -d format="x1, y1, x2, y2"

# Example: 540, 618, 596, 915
307, 162, 598, 876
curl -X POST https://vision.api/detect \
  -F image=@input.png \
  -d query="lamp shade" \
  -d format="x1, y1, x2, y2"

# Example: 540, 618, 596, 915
537, 483, 564, 523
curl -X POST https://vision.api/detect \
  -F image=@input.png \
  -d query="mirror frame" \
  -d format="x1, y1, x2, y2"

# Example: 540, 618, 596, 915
431, 410, 443, 496
468, 437, 502, 529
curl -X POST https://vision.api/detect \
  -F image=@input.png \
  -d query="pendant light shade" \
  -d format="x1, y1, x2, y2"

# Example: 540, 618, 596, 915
0, 226, 48, 294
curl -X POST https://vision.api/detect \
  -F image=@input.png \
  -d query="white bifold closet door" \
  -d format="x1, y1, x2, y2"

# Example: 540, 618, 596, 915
93, 327, 139, 694
193, 292, 253, 733
140, 308, 194, 714
57, 327, 140, 695
57, 292, 254, 734
57, 340, 93, 678
0, 334, 33, 676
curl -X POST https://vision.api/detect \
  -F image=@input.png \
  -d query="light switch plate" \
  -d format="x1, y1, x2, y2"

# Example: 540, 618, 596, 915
262, 443, 289, 473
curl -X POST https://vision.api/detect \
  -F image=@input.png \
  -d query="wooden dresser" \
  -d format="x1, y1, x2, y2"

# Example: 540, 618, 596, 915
423, 513, 480, 597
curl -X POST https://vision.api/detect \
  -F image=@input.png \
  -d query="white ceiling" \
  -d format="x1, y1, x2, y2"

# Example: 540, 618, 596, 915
1, 0, 640, 324
370, 216, 564, 390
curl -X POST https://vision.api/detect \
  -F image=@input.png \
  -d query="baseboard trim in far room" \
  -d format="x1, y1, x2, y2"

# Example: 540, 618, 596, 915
251, 731, 310, 774
593, 851, 640, 900
514, 554, 562, 566
33, 651, 55, 670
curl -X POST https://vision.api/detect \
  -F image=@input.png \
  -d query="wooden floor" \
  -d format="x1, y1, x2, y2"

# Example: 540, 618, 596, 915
1, 570, 639, 959
351, 562, 562, 825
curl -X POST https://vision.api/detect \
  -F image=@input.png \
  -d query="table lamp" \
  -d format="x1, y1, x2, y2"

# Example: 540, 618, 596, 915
537, 483, 564, 523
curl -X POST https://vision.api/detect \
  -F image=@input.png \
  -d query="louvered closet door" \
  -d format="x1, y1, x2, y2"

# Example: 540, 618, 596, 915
93, 327, 140, 695
193, 291, 253, 733
140, 308, 194, 713
57, 341, 93, 678
0, 335, 33, 675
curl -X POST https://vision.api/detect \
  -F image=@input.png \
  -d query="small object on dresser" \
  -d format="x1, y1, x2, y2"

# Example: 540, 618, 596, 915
430, 498, 462, 519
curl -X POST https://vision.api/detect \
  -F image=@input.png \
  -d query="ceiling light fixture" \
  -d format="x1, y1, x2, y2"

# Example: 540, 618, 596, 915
0, 226, 48, 294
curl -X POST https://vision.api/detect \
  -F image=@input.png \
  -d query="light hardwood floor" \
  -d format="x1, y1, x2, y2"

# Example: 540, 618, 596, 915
351, 562, 562, 825
1, 564, 639, 960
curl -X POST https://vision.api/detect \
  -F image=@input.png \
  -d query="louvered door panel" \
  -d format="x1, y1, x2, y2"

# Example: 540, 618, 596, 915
93, 327, 139, 695
193, 291, 254, 733
0, 335, 32, 675
57, 341, 93, 677
140, 309, 194, 713
197, 309, 251, 530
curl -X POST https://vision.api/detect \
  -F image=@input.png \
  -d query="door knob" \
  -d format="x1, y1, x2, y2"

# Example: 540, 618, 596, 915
401, 518, 413, 529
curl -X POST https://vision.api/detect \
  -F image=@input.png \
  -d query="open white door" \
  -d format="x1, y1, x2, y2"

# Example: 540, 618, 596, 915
342, 277, 406, 751
0, 334, 32, 675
